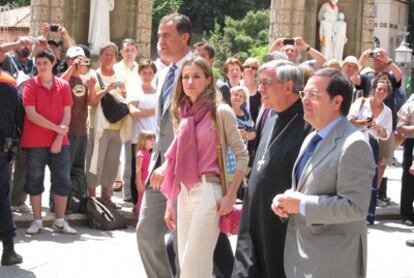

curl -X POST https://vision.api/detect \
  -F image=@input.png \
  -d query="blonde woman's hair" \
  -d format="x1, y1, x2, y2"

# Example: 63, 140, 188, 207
230, 85, 249, 103
136, 130, 156, 153
170, 57, 222, 128
243, 57, 260, 69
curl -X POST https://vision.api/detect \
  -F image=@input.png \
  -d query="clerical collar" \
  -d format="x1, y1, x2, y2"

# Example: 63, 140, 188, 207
277, 98, 302, 119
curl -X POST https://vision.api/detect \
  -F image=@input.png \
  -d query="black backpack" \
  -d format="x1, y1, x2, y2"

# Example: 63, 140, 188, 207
86, 197, 127, 230
68, 166, 88, 213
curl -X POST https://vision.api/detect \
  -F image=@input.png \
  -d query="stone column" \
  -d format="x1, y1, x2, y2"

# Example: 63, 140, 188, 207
136, 0, 153, 59
269, 0, 307, 44
361, 0, 375, 53
30, 0, 65, 36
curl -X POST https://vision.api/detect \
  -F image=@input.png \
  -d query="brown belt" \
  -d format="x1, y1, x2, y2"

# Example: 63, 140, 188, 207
201, 173, 221, 184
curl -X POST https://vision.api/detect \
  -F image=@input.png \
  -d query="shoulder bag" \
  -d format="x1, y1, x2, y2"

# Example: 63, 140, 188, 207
213, 112, 242, 235
97, 72, 129, 123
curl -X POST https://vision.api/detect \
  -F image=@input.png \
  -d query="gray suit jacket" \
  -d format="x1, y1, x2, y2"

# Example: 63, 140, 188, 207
147, 51, 192, 178
284, 117, 375, 278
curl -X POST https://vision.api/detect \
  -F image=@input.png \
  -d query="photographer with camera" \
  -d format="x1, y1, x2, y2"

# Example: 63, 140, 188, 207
269, 36, 326, 69
348, 75, 393, 224
42, 23, 76, 75
0, 72, 24, 266
0, 36, 35, 78
59, 46, 97, 171
357, 48, 403, 206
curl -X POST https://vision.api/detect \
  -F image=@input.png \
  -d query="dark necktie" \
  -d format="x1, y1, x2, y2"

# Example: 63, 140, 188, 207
160, 64, 177, 111
295, 134, 322, 183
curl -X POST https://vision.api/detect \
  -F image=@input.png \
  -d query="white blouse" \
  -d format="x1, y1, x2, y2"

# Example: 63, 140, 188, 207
348, 97, 392, 141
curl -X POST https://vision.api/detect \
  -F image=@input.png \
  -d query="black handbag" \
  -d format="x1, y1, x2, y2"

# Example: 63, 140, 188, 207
96, 73, 129, 123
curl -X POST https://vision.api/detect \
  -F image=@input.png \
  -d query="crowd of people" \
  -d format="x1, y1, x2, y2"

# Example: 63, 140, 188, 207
0, 11, 414, 278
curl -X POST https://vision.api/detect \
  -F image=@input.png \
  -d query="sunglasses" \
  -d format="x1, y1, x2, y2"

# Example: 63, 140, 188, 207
244, 65, 258, 70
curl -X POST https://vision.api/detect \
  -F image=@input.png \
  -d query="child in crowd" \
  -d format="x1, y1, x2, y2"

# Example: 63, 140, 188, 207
134, 130, 155, 218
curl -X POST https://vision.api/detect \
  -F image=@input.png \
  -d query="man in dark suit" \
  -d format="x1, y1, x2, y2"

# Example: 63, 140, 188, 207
272, 68, 375, 278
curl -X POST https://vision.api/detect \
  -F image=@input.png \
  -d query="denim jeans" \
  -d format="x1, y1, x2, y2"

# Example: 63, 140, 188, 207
24, 146, 72, 196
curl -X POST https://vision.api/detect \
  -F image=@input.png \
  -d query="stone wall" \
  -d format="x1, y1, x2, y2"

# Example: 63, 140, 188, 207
269, 0, 375, 57
269, 0, 307, 43
30, 0, 153, 58
30, 0, 65, 36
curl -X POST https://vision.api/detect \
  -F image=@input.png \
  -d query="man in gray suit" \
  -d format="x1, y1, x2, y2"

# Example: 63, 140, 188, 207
272, 68, 375, 278
136, 13, 192, 278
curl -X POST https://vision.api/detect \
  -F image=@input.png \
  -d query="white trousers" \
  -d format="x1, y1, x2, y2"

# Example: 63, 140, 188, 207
177, 177, 222, 278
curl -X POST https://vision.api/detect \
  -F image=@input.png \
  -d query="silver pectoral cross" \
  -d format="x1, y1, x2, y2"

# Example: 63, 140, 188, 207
257, 155, 265, 171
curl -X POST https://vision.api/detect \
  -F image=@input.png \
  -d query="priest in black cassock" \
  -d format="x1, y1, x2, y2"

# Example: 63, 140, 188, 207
232, 60, 312, 278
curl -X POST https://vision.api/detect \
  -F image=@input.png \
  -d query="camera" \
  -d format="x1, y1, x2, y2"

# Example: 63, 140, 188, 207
80, 58, 90, 66
50, 24, 59, 32
283, 38, 295, 45
369, 52, 378, 58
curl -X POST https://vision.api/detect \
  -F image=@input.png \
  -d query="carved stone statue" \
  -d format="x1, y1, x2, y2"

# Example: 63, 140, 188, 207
333, 12, 347, 60
88, 0, 115, 55
319, 12, 334, 60
318, 0, 339, 60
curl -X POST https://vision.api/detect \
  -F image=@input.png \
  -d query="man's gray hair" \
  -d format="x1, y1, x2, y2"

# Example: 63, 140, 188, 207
260, 60, 304, 93
263, 51, 288, 63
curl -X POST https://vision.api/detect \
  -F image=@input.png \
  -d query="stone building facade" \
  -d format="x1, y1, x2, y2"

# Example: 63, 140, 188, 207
30, 0, 153, 58
269, 0, 376, 57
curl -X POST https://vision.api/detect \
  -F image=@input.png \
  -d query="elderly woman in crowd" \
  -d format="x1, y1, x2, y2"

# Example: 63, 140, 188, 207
127, 59, 157, 208
218, 57, 243, 105
241, 57, 261, 123
86, 42, 131, 209
230, 85, 256, 143
152, 57, 248, 277
348, 75, 393, 224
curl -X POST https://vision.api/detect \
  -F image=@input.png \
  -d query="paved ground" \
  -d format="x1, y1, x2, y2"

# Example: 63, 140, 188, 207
1, 147, 413, 277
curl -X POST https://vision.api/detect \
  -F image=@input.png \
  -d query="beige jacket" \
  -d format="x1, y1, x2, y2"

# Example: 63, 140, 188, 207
215, 103, 249, 192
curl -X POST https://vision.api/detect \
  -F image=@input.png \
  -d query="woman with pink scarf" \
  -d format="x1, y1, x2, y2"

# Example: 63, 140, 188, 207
151, 57, 248, 277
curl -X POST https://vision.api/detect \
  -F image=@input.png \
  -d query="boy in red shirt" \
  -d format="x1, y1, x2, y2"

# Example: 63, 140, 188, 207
21, 50, 77, 235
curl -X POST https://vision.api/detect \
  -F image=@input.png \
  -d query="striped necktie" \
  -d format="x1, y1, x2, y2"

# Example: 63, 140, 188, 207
295, 134, 322, 183
160, 64, 177, 111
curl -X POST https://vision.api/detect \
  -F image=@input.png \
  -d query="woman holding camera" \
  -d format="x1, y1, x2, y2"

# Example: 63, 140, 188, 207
348, 75, 393, 224
86, 42, 131, 209
153, 57, 248, 277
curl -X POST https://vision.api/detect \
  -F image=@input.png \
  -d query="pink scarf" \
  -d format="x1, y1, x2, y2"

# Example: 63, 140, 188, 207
161, 98, 211, 207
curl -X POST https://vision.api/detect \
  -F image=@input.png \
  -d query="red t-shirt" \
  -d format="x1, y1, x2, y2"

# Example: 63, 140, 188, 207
21, 76, 73, 148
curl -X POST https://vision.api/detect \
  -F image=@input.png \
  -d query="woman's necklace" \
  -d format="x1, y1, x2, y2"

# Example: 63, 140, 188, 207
257, 113, 299, 171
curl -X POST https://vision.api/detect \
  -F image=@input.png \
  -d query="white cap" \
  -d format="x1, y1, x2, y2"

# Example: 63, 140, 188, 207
66, 46, 85, 58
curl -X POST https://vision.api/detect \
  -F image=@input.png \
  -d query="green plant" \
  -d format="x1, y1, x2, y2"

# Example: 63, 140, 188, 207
206, 10, 270, 74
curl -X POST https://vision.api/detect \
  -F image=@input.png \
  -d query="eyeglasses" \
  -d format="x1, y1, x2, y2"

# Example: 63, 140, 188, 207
299, 90, 325, 100
244, 65, 258, 70
258, 79, 273, 87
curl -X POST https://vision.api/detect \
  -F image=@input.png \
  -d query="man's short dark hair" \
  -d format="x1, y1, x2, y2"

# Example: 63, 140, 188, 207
313, 68, 353, 116
48, 40, 62, 48
35, 49, 55, 63
160, 13, 192, 46
193, 42, 215, 59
